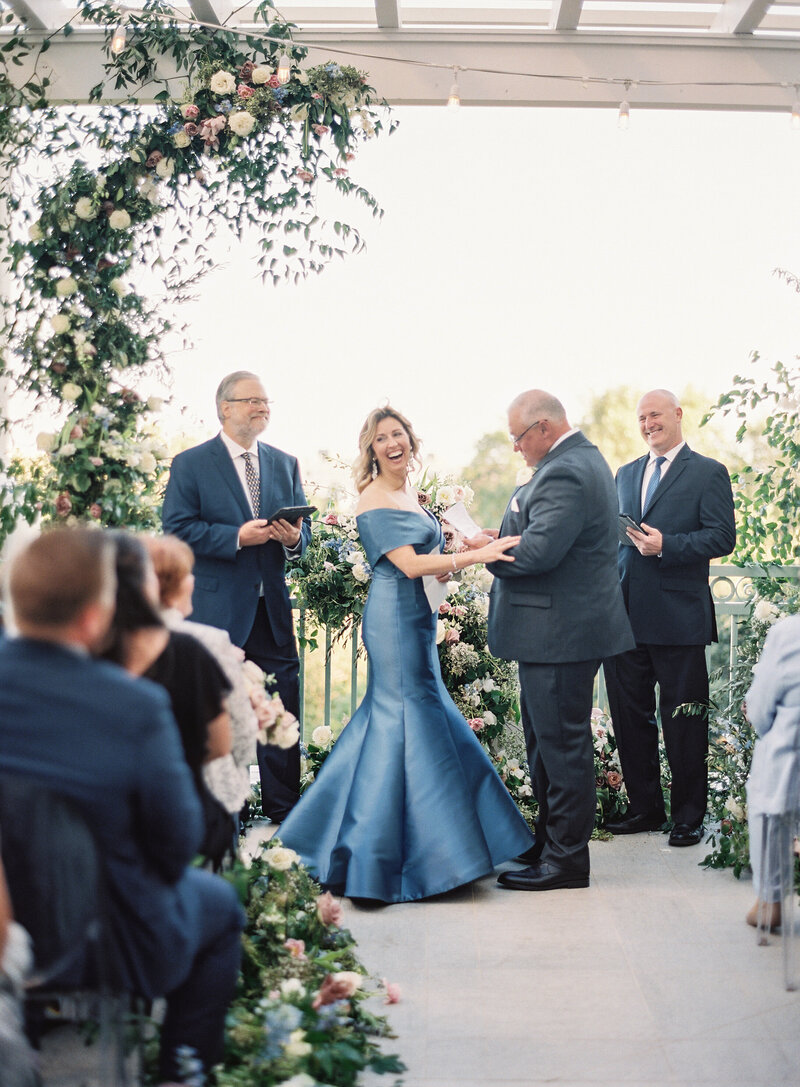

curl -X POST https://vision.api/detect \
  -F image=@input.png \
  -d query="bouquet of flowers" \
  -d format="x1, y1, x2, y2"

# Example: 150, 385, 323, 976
300, 724, 335, 792
241, 661, 300, 749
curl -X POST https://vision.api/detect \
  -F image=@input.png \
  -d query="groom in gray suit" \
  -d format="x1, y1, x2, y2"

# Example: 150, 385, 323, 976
486, 390, 634, 891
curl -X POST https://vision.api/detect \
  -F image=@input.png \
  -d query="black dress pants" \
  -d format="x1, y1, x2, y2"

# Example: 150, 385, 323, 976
604, 643, 709, 829
243, 598, 301, 821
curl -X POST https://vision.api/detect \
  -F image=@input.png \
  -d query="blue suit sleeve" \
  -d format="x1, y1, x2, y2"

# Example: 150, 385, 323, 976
134, 689, 203, 882
659, 461, 736, 568
162, 452, 240, 561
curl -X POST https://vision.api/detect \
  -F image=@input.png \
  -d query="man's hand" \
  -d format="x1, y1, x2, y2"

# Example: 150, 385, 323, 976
265, 516, 302, 549
464, 529, 499, 549
239, 519, 272, 547
627, 522, 663, 556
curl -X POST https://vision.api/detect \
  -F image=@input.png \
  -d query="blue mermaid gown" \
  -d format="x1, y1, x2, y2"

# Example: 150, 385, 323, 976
278, 507, 534, 902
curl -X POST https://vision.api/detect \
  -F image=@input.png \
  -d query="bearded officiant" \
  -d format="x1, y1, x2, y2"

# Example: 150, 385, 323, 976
162, 371, 312, 821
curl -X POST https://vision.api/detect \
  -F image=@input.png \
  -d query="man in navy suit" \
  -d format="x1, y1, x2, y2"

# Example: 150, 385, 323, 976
486, 390, 635, 891
162, 371, 312, 820
0, 529, 244, 1082
604, 389, 736, 846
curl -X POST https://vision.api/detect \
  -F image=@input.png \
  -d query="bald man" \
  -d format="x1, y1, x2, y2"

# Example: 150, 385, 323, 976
603, 389, 735, 846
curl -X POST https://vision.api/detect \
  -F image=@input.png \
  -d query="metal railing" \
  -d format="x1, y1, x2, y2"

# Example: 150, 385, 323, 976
294, 564, 800, 736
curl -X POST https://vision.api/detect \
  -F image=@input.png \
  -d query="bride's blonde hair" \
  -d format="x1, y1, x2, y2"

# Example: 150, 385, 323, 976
354, 405, 422, 493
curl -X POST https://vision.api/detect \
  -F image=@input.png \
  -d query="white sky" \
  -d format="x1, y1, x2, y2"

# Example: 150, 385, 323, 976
14, 104, 800, 488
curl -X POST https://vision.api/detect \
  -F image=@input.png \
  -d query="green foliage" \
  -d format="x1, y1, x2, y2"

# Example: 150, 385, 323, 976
461, 429, 520, 529
704, 356, 800, 563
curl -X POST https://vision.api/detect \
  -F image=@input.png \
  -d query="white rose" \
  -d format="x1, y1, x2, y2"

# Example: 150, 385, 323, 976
36, 432, 57, 452
483, 710, 497, 727
125, 451, 142, 469
311, 725, 332, 747
518, 784, 533, 798
75, 196, 97, 221
155, 157, 175, 179
753, 600, 780, 624
436, 620, 446, 644
28, 221, 44, 241
725, 796, 745, 821
58, 443, 76, 457
283, 1030, 312, 1059
209, 69, 236, 95
140, 451, 157, 473
50, 313, 70, 334
55, 277, 78, 297
61, 382, 82, 401
147, 396, 163, 412
264, 846, 300, 871
172, 131, 191, 149
57, 214, 76, 232
228, 110, 256, 137
437, 485, 456, 507
482, 676, 495, 692
109, 277, 127, 297
351, 562, 370, 583
251, 66, 270, 84
108, 209, 131, 230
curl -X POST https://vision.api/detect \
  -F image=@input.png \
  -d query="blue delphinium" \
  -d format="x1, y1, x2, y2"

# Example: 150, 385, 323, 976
174, 1045, 205, 1087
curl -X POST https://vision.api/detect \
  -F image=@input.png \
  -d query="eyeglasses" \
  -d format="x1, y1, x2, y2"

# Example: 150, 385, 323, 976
510, 419, 543, 445
226, 397, 271, 408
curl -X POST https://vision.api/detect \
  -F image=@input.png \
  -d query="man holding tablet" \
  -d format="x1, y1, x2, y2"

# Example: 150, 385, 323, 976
163, 371, 313, 821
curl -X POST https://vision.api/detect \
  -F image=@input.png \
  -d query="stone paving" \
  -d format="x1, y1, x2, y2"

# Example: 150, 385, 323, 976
38, 827, 799, 1086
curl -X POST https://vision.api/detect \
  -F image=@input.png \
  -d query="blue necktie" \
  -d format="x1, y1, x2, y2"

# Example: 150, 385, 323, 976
642, 455, 666, 516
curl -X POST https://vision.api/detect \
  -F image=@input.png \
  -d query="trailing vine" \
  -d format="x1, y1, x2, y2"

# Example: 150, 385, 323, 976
0, 0, 393, 544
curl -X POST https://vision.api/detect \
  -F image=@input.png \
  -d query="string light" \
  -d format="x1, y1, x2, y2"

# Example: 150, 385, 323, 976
618, 81, 631, 129
276, 53, 291, 84
110, 22, 127, 55
447, 67, 461, 108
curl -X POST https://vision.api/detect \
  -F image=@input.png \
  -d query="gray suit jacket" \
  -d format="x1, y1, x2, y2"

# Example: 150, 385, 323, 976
487, 431, 634, 664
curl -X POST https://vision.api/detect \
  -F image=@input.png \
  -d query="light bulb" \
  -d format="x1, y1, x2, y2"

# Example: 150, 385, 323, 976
792, 99, 800, 129
447, 80, 460, 109
618, 99, 630, 130
110, 24, 127, 55
277, 53, 291, 84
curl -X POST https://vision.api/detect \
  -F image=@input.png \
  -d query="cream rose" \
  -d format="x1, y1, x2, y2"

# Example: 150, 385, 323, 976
283, 1031, 312, 1058
108, 209, 131, 230
251, 66, 270, 85
61, 382, 82, 401
289, 104, 309, 122
172, 131, 191, 149
139, 451, 157, 473
209, 69, 236, 95
55, 277, 78, 298
28, 221, 44, 241
75, 196, 97, 221
109, 277, 127, 297
50, 313, 70, 334
155, 157, 175, 179
311, 725, 332, 747
228, 111, 256, 137
58, 443, 76, 457
36, 432, 57, 453
264, 846, 300, 871
147, 396, 163, 412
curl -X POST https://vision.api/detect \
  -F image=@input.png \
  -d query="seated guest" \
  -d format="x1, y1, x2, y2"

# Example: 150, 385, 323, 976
143, 534, 258, 816
0, 528, 244, 1083
0, 857, 39, 1087
102, 532, 236, 869
744, 612, 800, 929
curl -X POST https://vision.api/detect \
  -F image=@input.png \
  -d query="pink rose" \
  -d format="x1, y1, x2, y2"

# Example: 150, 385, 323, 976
268, 74, 281, 89
345, 152, 355, 161
182, 104, 200, 120
89, 457, 103, 467
238, 84, 254, 99
284, 938, 306, 960
294, 169, 314, 183
316, 891, 343, 927
438, 602, 451, 615
312, 974, 352, 1009
312, 92, 322, 100
312, 123, 329, 136
382, 979, 401, 1004
183, 122, 199, 137
55, 492, 72, 517
445, 628, 460, 644
323, 513, 339, 525
89, 503, 102, 520
468, 718, 484, 732
146, 150, 163, 168
334, 167, 347, 177
606, 771, 622, 789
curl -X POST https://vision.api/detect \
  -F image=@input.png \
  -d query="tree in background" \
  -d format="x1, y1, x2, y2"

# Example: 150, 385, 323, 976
461, 429, 521, 529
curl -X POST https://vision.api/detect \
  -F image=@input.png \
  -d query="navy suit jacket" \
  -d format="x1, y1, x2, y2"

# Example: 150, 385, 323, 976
162, 435, 311, 648
616, 443, 736, 645
0, 637, 205, 998
487, 431, 634, 664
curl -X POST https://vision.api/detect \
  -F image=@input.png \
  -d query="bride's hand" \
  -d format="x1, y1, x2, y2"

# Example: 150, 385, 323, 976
478, 534, 520, 563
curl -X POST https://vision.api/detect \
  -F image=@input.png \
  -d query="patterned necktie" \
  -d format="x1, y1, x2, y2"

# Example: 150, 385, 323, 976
243, 451, 260, 516
642, 455, 666, 515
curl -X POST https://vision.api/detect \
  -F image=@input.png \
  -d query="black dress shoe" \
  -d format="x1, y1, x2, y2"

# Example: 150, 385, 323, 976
513, 841, 543, 864
605, 811, 666, 835
668, 823, 703, 847
497, 861, 589, 892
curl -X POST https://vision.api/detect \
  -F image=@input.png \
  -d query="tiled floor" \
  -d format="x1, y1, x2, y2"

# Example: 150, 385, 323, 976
39, 828, 799, 1085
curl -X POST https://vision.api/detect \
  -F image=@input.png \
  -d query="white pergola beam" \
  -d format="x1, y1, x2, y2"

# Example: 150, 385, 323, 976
549, 0, 583, 32
7, 0, 61, 31
711, 0, 772, 34
375, 0, 402, 28
188, 0, 233, 28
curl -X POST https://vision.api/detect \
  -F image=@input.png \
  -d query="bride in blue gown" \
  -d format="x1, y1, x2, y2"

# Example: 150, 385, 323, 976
278, 406, 535, 902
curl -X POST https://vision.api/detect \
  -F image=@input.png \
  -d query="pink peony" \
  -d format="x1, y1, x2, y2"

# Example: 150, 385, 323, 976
439, 602, 451, 615
89, 503, 102, 520
312, 972, 361, 1009
323, 513, 339, 525
312, 123, 329, 136
345, 152, 355, 161
284, 938, 306, 959
444, 628, 460, 645
316, 891, 343, 927
183, 122, 199, 137
182, 103, 200, 120
467, 718, 485, 732
237, 84, 255, 99
145, 151, 163, 168
55, 492, 72, 517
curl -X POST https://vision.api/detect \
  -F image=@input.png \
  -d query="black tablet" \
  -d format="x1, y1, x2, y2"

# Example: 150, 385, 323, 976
267, 505, 317, 524
618, 513, 642, 546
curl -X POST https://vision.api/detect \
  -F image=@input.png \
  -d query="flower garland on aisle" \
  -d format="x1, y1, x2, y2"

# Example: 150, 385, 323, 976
0, 0, 392, 544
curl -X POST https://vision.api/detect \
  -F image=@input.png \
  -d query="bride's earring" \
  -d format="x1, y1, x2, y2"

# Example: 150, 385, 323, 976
371, 458, 378, 479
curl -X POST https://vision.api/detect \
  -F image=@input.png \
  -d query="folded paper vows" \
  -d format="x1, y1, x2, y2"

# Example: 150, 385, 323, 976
423, 574, 449, 613
441, 501, 482, 539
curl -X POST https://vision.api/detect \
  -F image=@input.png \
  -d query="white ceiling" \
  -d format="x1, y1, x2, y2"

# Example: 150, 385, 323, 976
5, 0, 800, 109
